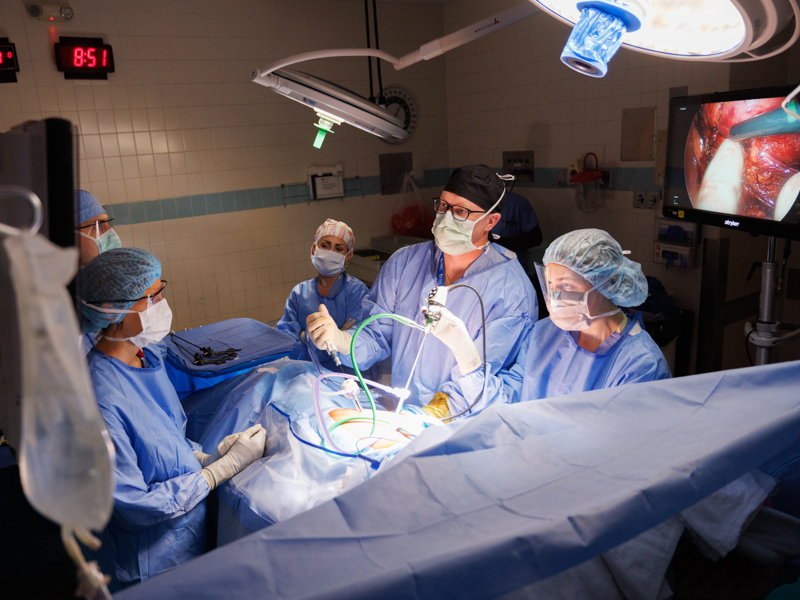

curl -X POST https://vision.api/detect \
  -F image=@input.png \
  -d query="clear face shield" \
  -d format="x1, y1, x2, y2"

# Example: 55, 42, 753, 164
535, 263, 621, 331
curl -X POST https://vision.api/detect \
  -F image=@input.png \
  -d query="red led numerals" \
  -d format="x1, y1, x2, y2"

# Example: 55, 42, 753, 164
72, 47, 108, 68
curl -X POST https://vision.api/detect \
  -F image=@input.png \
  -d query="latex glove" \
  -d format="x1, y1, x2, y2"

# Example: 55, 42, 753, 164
306, 304, 352, 353
200, 424, 266, 490
421, 392, 451, 420
425, 305, 482, 375
193, 425, 260, 467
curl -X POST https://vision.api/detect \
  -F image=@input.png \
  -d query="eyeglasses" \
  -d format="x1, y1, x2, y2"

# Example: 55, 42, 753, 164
432, 198, 486, 222
76, 218, 115, 235
91, 280, 168, 305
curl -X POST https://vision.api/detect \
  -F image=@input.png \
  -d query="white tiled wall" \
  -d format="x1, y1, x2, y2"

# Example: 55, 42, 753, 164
0, 0, 449, 330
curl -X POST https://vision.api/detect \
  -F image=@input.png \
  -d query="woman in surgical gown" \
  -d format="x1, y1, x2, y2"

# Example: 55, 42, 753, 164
277, 218, 368, 372
440, 228, 670, 405
80, 248, 266, 590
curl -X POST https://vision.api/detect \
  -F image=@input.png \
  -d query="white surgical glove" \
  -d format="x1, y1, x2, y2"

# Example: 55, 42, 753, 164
306, 304, 352, 353
193, 425, 260, 467
425, 305, 482, 375
200, 424, 266, 490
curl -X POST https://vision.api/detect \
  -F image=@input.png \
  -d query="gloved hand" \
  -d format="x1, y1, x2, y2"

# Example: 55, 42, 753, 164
421, 392, 451, 419
306, 304, 352, 353
424, 306, 482, 375
200, 424, 266, 490
193, 425, 262, 468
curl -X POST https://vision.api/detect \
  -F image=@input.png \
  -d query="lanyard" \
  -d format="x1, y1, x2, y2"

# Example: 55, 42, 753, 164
437, 246, 489, 286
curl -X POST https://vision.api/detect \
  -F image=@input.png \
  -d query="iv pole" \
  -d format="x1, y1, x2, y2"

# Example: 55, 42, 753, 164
745, 235, 800, 365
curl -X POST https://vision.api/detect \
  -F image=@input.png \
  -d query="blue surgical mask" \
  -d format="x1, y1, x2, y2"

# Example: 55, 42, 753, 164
312, 248, 347, 277
80, 227, 122, 254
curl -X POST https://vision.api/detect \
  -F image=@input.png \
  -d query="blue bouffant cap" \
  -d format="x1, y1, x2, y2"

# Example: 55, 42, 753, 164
75, 190, 106, 226
79, 248, 161, 333
543, 228, 648, 307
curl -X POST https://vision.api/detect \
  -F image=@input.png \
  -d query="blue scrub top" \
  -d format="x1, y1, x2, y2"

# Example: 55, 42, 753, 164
87, 347, 210, 586
342, 240, 538, 413
276, 271, 368, 372
493, 192, 540, 272
453, 313, 671, 406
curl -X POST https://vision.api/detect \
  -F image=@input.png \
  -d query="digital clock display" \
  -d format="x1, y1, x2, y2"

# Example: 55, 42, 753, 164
54, 37, 114, 79
0, 38, 19, 83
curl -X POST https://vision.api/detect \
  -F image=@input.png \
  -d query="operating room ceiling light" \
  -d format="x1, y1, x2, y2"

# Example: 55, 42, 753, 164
530, 0, 800, 76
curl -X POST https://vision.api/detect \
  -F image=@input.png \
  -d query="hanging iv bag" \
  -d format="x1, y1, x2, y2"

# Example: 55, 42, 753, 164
4, 231, 114, 532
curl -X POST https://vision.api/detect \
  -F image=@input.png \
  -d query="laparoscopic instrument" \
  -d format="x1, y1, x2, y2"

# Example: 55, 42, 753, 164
169, 331, 241, 366
309, 284, 488, 461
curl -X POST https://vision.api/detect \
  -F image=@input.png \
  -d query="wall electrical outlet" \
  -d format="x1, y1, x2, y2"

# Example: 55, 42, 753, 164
502, 151, 534, 182
633, 191, 645, 209
568, 159, 580, 180
645, 190, 661, 209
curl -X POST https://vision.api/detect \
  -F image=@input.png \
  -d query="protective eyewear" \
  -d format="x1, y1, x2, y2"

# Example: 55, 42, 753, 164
534, 264, 587, 305
91, 280, 168, 305
76, 217, 115, 236
432, 198, 486, 222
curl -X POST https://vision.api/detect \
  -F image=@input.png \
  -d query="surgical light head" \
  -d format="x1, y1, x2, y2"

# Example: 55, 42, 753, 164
560, 0, 647, 77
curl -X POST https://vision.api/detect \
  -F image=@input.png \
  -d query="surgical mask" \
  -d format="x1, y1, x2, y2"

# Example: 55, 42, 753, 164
84, 298, 173, 349
312, 247, 347, 277
536, 263, 621, 331
80, 227, 122, 254
431, 175, 513, 256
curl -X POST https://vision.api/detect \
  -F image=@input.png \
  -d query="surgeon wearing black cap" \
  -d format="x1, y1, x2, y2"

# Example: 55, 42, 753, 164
307, 165, 538, 419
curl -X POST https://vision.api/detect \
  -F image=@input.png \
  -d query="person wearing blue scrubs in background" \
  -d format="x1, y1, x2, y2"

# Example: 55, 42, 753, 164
441, 228, 670, 405
493, 191, 542, 275
74, 190, 122, 267
306, 165, 538, 418
75, 190, 124, 353
79, 248, 266, 590
277, 219, 368, 373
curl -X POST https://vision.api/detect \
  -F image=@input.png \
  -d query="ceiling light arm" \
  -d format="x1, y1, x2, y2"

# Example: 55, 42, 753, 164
254, 48, 400, 81
252, 2, 540, 82
394, 3, 540, 70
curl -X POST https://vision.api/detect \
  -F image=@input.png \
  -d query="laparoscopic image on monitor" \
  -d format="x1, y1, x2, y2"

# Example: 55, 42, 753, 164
664, 86, 800, 239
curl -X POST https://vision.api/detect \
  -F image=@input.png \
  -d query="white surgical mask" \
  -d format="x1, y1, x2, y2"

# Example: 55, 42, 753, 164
312, 247, 347, 277
536, 263, 621, 331
84, 298, 173, 349
431, 174, 513, 256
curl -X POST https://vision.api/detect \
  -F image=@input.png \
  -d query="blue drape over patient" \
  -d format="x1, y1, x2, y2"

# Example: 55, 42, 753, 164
87, 347, 210, 585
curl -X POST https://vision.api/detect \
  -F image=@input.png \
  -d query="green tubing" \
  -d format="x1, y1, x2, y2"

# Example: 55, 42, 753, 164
349, 313, 421, 440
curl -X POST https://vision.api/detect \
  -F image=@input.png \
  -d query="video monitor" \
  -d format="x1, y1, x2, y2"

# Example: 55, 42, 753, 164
663, 85, 800, 240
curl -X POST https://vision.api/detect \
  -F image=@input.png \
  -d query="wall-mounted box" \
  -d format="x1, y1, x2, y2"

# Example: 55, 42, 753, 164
656, 217, 700, 246
654, 241, 697, 268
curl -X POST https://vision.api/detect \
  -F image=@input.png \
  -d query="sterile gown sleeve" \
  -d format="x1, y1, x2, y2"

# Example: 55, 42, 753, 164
100, 408, 210, 531
449, 314, 671, 409
276, 285, 304, 341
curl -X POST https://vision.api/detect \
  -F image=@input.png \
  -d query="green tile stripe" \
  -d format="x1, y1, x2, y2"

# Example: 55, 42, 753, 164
104, 167, 657, 225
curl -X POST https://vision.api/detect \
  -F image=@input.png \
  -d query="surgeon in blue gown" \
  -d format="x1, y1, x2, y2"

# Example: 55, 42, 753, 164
306, 165, 538, 417
79, 248, 266, 590
444, 228, 671, 405
277, 218, 368, 373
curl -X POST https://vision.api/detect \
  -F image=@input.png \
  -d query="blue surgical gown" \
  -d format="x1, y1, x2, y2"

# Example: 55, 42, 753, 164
455, 313, 671, 405
86, 347, 210, 587
276, 272, 368, 372
341, 241, 538, 413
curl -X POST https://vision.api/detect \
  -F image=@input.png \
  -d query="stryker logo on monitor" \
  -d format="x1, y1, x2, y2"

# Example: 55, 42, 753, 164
724, 219, 740, 227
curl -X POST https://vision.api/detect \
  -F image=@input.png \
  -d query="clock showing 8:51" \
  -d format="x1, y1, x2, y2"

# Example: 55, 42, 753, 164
382, 87, 418, 144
